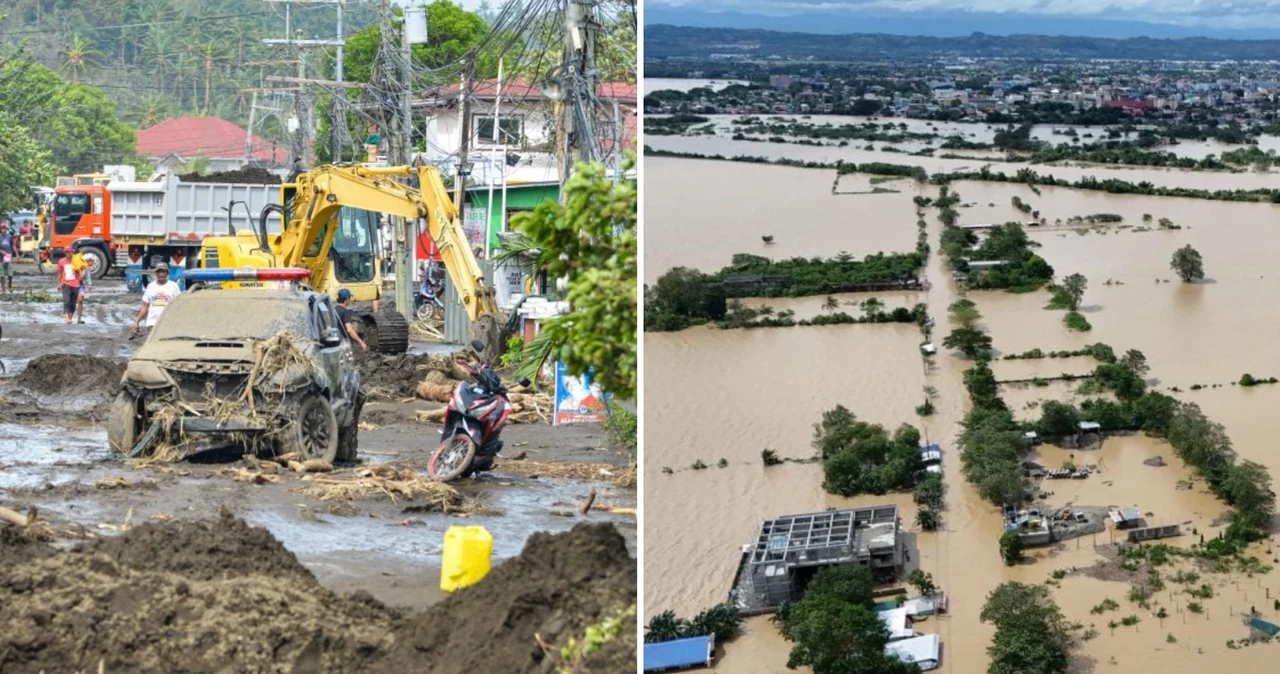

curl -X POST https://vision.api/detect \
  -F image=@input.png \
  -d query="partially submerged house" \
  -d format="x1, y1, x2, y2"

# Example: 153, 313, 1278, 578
1110, 507, 1145, 530
731, 506, 904, 613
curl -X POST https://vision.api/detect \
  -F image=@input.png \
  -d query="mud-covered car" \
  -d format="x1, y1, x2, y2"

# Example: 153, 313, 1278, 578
107, 286, 363, 463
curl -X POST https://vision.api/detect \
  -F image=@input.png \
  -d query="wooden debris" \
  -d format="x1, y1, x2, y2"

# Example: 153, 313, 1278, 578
233, 468, 281, 484
495, 460, 623, 482
275, 452, 302, 464
0, 506, 31, 528
95, 476, 131, 490
293, 463, 484, 514
580, 490, 597, 514
401, 517, 425, 526
416, 408, 448, 424
415, 382, 455, 403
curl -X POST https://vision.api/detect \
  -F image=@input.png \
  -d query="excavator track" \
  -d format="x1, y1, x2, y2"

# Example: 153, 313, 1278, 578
365, 310, 410, 355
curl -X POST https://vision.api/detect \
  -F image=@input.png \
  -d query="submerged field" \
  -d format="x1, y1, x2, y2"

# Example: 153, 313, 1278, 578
645, 149, 1280, 673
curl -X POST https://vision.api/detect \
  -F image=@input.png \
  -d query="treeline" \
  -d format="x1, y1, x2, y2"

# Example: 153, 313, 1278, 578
645, 251, 926, 332
645, 603, 743, 643
646, 114, 713, 135
644, 147, 1280, 204
719, 300, 928, 330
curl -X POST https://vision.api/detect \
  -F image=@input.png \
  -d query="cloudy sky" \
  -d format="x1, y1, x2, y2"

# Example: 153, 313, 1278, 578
645, 0, 1280, 34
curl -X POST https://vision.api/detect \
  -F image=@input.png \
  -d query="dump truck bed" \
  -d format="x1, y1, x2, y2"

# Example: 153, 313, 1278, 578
108, 174, 282, 245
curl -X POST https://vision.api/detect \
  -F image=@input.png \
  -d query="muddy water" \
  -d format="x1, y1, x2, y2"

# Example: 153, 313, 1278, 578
658, 113, 1280, 160
645, 134, 1280, 191
644, 158, 921, 283
646, 155, 1280, 672
644, 78, 749, 94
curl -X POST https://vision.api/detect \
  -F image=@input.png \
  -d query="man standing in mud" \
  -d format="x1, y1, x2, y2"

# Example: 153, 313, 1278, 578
0, 223, 14, 294
55, 246, 80, 323
334, 288, 368, 351
132, 263, 180, 336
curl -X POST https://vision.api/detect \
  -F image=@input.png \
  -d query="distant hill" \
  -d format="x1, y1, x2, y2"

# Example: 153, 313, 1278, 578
645, 24, 1280, 61
644, 7, 1280, 40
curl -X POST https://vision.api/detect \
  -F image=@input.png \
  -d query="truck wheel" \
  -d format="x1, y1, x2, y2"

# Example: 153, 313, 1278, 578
107, 392, 142, 454
336, 392, 363, 463
81, 246, 110, 280
278, 394, 338, 464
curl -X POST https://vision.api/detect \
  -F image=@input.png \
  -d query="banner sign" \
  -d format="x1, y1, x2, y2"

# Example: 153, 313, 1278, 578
463, 207, 487, 247
553, 362, 611, 425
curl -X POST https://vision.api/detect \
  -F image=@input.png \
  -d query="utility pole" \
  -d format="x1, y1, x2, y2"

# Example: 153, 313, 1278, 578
558, 0, 599, 196
454, 67, 471, 219
263, 0, 346, 166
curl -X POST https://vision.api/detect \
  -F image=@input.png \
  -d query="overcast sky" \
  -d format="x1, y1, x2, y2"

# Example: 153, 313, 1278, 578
645, 0, 1280, 31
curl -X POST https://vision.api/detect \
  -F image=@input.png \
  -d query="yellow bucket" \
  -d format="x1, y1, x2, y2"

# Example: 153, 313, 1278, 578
440, 525, 493, 592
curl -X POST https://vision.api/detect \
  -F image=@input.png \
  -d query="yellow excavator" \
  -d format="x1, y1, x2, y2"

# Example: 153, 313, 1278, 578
198, 163, 505, 359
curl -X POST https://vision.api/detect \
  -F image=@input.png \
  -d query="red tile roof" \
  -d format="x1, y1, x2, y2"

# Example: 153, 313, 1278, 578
137, 116, 288, 164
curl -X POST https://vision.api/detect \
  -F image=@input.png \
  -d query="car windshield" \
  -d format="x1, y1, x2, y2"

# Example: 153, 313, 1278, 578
150, 295, 314, 341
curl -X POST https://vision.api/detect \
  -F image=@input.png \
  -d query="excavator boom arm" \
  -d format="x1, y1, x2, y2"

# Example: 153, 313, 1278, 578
278, 164, 498, 321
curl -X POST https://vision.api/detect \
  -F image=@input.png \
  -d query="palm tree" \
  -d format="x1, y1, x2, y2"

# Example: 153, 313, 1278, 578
822, 295, 839, 312
196, 40, 229, 114
61, 34, 104, 82
133, 93, 170, 128
143, 30, 179, 92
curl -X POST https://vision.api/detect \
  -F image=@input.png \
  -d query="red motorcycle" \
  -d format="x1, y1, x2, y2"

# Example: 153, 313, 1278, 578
428, 340, 528, 482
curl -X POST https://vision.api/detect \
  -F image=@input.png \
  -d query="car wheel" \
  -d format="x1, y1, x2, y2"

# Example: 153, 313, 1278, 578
107, 392, 142, 454
336, 392, 363, 463
279, 394, 338, 464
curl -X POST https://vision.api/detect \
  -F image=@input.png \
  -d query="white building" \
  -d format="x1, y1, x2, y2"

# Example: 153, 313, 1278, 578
414, 78, 636, 184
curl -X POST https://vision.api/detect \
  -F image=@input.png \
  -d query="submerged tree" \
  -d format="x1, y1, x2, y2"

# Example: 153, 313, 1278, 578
1170, 245, 1205, 282
1060, 273, 1087, 310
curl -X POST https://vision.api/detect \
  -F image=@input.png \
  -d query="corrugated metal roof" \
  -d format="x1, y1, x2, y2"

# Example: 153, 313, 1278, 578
643, 636, 713, 672
887, 633, 941, 670
1249, 617, 1280, 637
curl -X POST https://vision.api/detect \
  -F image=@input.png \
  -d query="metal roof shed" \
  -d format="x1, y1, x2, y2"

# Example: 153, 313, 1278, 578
878, 607, 917, 641
643, 635, 715, 672
886, 633, 941, 671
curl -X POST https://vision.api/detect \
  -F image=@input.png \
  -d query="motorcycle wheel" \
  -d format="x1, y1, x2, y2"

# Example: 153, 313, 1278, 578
429, 433, 476, 482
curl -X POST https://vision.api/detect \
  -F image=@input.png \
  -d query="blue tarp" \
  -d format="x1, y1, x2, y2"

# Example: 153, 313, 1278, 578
644, 635, 713, 672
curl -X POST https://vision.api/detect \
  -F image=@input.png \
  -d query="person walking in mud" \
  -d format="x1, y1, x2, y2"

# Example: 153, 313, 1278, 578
334, 288, 368, 351
55, 246, 81, 323
132, 262, 180, 337
73, 248, 92, 324
0, 223, 14, 294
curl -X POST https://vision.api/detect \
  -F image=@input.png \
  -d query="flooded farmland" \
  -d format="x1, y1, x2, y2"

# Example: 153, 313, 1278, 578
644, 149, 1280, 672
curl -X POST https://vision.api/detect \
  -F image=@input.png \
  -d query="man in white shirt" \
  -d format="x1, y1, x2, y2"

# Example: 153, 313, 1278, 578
132, 262, 181, 335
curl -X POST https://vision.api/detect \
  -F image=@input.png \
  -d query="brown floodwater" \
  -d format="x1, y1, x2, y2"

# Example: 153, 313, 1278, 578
645, 133, 1280, 192
646, 153, 1280, 672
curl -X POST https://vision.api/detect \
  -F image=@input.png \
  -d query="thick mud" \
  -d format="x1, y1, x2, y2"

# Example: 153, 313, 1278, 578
384, 522, 636, 674
0, 513, 634, 674
12, 353, 124, 397
177, 167, 281, 184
